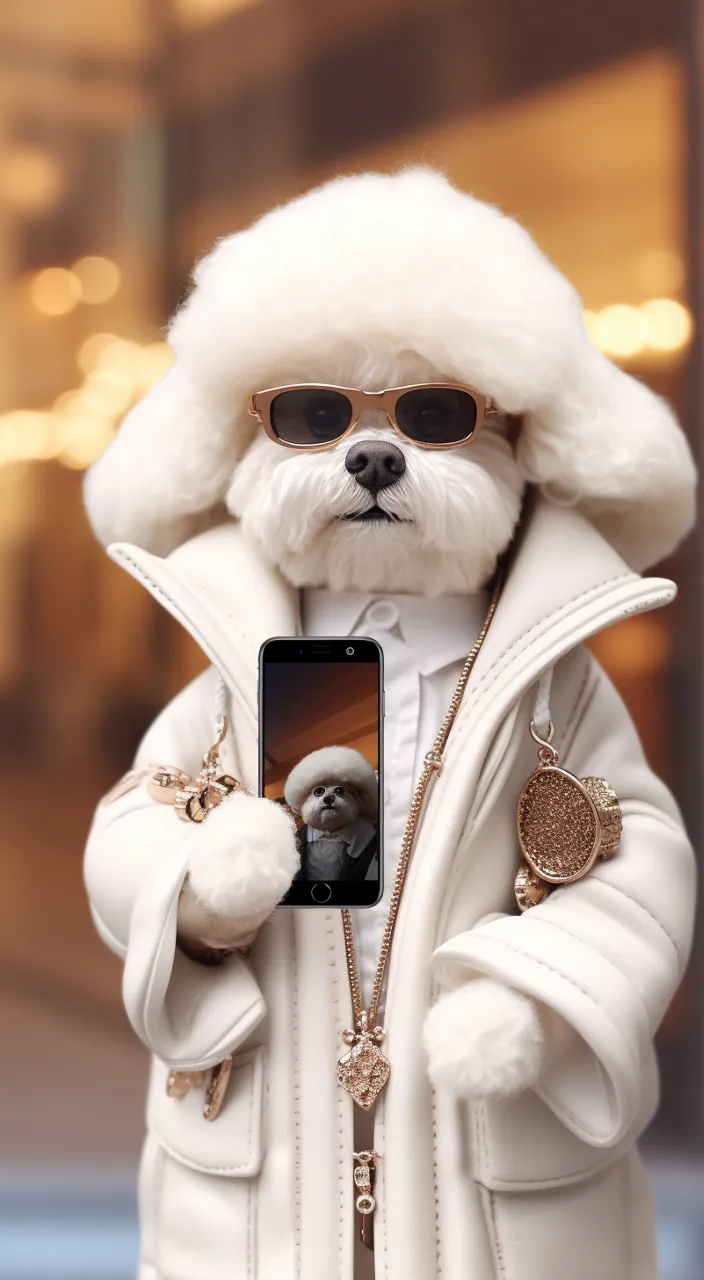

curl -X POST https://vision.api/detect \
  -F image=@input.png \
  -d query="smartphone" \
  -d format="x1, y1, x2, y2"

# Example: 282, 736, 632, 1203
259, 636, 383, 908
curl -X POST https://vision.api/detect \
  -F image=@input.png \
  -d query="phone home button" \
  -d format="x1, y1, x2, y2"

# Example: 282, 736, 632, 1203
310, 882, 332, 904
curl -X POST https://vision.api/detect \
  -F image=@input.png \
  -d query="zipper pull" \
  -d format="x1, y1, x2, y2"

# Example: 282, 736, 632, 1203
166, 1056, 233, 1121
353, 1150, 380, 1250
202, 1055, 233, 1121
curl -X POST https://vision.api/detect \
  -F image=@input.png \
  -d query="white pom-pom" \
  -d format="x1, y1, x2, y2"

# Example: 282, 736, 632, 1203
423, 978, 544, 1098
186, 792, 299, 919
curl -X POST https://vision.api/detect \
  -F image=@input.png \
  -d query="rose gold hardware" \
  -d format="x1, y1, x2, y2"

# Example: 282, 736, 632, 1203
514, 862, 550, 910
338, 563, 506, 1111
203, 1056, 233, 1120
166, 1057, 233, 1120
167, 1068, 207, 1099
146, 766, 193, 804
337, 1011, 390, 1109
353, 1150, 380, 1249
514, 718, 623, 910
173, 717, 249, 823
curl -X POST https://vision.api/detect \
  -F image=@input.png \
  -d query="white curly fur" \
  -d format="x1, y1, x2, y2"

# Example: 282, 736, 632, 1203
284, 745, 378, 819
84, 166, 695, 571
424, 978, 545, 1098
185, 791, 298, 923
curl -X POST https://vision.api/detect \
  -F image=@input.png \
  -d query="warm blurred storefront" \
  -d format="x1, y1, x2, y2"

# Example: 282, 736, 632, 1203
0, 2, 702, 1276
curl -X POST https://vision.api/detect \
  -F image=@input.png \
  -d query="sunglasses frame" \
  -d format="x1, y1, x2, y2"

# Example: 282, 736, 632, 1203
248, 382, 499, 452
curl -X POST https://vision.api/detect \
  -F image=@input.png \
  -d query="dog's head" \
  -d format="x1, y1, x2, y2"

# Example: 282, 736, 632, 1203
226, 348, 523, 595
299, 783, 361, 833
284, 746, 378, 829
85, 168, 696, 582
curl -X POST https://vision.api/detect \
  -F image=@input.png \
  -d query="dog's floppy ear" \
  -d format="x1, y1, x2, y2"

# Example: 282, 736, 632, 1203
83, 362, 250, 553
518, 342, 696, 570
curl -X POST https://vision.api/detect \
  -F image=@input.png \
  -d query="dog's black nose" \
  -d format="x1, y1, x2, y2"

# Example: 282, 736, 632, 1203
345, 439, 406, 492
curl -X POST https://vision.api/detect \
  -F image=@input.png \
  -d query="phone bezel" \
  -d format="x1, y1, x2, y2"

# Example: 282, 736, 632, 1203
258, 636, 383, 909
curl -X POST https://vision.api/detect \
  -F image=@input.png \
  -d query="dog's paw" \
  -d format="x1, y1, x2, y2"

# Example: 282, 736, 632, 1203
179, 793, 298, 944
423, 978, 544, 1099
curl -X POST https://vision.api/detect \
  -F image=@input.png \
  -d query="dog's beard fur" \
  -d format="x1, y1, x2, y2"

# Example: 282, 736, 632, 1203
227, 350, 525, 596
301, 788, 359, 831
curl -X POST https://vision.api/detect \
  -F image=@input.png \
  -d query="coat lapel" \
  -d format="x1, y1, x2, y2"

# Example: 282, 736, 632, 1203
110, 522, 299, 788
109, 496, 676, 796
111, 495, 675, 720
464, 492, 667, 697
389, 493, 676, 945
111, 521, 298, 719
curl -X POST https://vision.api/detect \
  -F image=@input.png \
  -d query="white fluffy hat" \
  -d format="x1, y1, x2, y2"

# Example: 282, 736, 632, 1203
284, 746, 378, 821
85, 166, 696, 569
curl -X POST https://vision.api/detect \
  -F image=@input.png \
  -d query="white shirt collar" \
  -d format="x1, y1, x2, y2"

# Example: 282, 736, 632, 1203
303, 588, 485, 676
303, 589, 370, 639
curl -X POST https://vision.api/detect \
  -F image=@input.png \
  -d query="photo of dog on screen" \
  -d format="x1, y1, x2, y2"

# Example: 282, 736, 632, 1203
263, 660, 379, 882
284, 746, 378, 883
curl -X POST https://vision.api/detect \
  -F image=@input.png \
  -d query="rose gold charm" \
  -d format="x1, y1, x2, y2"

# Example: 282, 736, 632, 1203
146, 766, 193, 804
203, 1056, 233, 1120
173, 717, 249, 823
167, 1067, 207, 1098
166, 1056, 233, 1120
337, 1012, 390, 1109
514, 861, 550, 911
515, 721, 622, 911
353, 1150, 380, 1249
174, 774, 241, 823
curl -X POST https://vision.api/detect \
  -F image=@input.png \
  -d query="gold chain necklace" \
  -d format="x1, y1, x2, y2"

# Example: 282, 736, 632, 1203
336, 563, 505, 1114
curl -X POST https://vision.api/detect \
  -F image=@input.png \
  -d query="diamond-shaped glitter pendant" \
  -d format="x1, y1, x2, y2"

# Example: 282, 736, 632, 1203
337, 1013, 390, 1109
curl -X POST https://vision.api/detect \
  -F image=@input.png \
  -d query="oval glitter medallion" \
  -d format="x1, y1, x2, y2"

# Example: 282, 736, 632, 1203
517, 765, 601, 884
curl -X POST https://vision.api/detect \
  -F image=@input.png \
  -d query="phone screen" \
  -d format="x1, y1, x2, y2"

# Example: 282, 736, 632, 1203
259, 637, 383, 908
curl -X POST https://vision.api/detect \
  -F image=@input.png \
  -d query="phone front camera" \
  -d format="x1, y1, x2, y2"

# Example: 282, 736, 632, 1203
346, 646, 354, 656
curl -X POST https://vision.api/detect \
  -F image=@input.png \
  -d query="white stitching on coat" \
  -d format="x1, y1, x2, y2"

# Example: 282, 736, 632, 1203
291, 915, 302, 1277
324, 910, 347, 1278
584, 877, 681, 970
464, 933, 639, 1075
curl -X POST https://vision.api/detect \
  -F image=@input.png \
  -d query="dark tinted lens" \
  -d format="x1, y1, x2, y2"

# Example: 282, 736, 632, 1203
395, 388, 477, 445
270, 389, 353, 446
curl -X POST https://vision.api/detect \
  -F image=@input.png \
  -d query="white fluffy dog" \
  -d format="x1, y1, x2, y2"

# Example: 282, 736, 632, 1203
85, 167, 695, 1098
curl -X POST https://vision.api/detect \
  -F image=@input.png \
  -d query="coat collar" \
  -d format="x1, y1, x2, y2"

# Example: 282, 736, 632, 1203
465, 492, 674, 692
108, 493, 676, 727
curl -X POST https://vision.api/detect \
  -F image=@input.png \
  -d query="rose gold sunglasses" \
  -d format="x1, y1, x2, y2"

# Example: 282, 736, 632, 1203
248, 382, 498, 451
